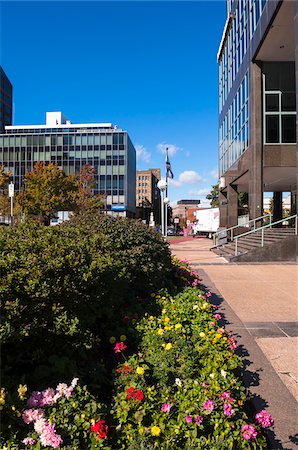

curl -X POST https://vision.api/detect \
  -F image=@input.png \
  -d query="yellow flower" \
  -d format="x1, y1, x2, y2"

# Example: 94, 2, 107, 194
164, 317, 170, 324
199, 332, 205, 337
17, 384, 27, 401
175, 323, 182, 329
157, 328, 164, 336
162, 308, 166, 314
109, 336, 116, 344
193, 304, 199, 310
164, 325, 172, 331
202, 302, 209, 310
138, 427, 144, 435
81, 413, 85, 419
151, 425, 161, 436
149, 316, 154, 321
238, 400, 243, 406
162, 296, 166, 300
165, 343, 172, 350
120, 334, 126, 342
136, 367, 144, 375
0, 388, 6, 406
215, 333, 222, 339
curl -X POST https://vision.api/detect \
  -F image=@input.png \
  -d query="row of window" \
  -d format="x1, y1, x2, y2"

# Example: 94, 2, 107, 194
219, 0, 266, 112
5, 128, 118, 134
0, 134, 125, 147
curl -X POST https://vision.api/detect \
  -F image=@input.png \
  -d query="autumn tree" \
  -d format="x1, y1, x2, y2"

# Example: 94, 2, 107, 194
0, 165, 12, 216
75, 163, 104, 213
23, 162, 77, 225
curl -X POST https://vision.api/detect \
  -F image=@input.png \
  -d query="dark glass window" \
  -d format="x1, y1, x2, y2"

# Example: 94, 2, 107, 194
281, 93, 296, 112
266, 116, 279, 143
265, 94, 279, 112
281, 116, 296, 143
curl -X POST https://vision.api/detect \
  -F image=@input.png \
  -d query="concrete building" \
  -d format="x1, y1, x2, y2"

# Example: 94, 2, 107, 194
136, 168, 160, 223
217, 0, 297, 227
172, 199, 201, 220
0, 112, 136, 217
0, 67, 12, 133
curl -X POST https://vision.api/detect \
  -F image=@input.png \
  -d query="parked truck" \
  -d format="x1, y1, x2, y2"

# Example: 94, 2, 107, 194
193, 208, 220, 238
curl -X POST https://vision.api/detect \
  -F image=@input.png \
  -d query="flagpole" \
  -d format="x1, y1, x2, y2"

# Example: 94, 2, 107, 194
165, 147, 168, 236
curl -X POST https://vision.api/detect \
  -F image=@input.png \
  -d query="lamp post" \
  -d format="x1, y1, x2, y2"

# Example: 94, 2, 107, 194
164, 196, 170, 237
157, 179, 167, 237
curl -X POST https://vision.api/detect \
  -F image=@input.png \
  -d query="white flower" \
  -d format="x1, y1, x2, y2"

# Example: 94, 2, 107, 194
193, 304, 199, 310
116, 424, 122, 431
209, 373, 215, 379
34, 418, 47, 434
175, 378, 182, 387
221, 369, 227, 378
71, 377, 79, 388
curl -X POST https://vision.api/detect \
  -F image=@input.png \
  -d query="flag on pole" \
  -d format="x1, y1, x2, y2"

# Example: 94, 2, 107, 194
165, 147, 174, 179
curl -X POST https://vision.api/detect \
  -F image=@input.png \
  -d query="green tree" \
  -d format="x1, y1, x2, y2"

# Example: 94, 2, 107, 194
0, 165, 12, 216
206, 183, 219, 207
23, 162, 77, 225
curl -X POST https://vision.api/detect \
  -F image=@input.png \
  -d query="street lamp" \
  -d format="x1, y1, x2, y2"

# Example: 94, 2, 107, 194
157, 179, 167, 237
164, 196, 170, 237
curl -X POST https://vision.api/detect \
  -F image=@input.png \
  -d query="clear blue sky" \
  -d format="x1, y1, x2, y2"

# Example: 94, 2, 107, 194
1, 0, 226, 205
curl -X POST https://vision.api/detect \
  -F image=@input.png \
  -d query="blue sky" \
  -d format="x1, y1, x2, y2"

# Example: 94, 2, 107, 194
1, 0, 226, 205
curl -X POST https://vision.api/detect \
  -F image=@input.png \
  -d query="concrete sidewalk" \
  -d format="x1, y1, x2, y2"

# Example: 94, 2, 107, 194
170, 238, 298, 450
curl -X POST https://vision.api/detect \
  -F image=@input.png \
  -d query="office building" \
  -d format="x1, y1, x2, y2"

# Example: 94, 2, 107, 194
136, 168, 160, 223
1, 112, 136, 217
0, 67, 12, 133
217, 0, 297, 226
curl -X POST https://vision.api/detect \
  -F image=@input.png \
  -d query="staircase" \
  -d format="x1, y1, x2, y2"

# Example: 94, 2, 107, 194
211, 227, 297, 262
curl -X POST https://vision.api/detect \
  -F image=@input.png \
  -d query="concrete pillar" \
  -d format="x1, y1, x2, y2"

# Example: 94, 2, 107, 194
249, 62, 263, 220
291, 192, 297, 216
227, 183, 238, 227
219, 190, 228, 227
273, 192, 283, 225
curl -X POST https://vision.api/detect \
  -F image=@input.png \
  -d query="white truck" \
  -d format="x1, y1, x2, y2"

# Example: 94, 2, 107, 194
193, 208, 220, 238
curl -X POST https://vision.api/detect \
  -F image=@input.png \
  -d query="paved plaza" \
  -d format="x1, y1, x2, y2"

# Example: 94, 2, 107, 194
170, 237, 298, 450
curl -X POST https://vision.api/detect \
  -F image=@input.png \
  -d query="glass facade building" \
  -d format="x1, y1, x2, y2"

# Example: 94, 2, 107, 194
0, 112, 136, 217
217, 0, 297, 226
0, 67, 12, 133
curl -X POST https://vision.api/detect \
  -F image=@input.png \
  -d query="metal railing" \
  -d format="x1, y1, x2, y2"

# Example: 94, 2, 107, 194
213, 213, 272, 245
234, 214, 297, 256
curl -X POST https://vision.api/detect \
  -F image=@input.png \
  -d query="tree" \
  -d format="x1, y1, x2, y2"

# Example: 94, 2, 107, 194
75, 164, 104, 213
206, 183, 219, 207
23, 162, 77, 225
0, 165, 12, 216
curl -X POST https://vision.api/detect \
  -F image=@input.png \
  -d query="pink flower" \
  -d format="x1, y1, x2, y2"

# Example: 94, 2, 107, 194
223, 403, 235, 416
213, 314, 222, 320
203, 400, 214, 411
211, 303, 217, 309
161, 403, 172, 413
192, 279, 199, 287
40, 423, 63, 448
22, 409, 35, 424
228, 337, 238, 350
255, 410, 273, 428
202, 382, 209, 389
34, 418, 48, 434
41, 388, 55, 406
217, 327, 225, 334
64, 387, 73, 398
114, 341, 127, 353
22, 437, 36, 445
185, 415, 192, 423
219, 392, 230, 401
206, 292, 212, 297
56, 383, 68, 396
241, 424, 258, 440
195, 415, 203, 424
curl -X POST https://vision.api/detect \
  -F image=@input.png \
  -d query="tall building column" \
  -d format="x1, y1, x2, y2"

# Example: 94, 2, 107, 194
219, 189, 228, 227
291, 192, 297, 216
272, 192, 283, 225
227, 183, 238, 227
249, 62, 263, 220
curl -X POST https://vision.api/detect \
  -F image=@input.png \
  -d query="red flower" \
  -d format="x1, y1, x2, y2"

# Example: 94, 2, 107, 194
126, 386, 144, 402
91, 419, 108, 439
117, 365, 133, 374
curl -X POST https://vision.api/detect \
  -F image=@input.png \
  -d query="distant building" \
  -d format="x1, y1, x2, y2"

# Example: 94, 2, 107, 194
0, 67, 12, 133
218, 0, 297, 227
1, 112, 136, 217
172, 200, 201, 220
136, 168, 161, 223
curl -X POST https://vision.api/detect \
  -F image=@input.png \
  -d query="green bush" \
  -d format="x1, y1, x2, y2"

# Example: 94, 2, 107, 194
0, 215, 173, 392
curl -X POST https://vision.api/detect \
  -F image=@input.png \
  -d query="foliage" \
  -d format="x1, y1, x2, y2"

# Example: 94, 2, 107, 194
206, 183, 219, 208
23, 162, 78, 224
0, 214, 174, 393
0, 165, 12, 215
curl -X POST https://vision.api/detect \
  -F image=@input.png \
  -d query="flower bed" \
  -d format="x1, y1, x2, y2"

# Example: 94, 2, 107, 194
0, 253, 273, 449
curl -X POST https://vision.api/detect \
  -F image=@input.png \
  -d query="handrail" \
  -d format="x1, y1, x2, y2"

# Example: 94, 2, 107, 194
234, 214, 297, 256
214, 213, 272, 244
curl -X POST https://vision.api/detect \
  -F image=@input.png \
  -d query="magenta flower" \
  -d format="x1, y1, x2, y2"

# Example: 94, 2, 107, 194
241, 424, 258, 440
161, 403, 172, 413
255, 410, 274, 428
185, 415, 192, 423
41, 388, 55, 406
206, 292, 212, 297
22, 437, 36, 445
195, 415, 203, 424
213, 313, 222, 320
203, 400, 214, 411
223, 403, 235, 416
114, 341, 127, 353
27, 391, 44, 408
40, 423, 63, 448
